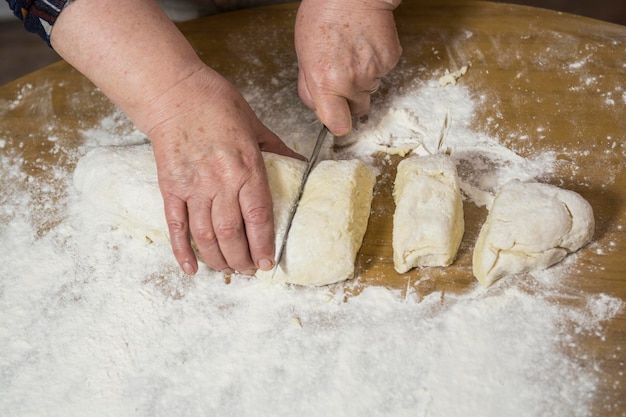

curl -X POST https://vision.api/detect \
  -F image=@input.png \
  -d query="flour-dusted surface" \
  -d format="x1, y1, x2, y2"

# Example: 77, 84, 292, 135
1, 77, 624, 417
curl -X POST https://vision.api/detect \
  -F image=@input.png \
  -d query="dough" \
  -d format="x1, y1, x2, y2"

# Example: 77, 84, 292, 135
257, 158, 376, 286
392, 154, 464, 273
438, 64, 469, 87
260, 152, 308, 241
74, 145, 374, 286
472, 180, 595, 287
73, 144, 169, 243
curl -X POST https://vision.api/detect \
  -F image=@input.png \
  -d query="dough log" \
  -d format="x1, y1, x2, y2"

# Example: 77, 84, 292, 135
74, 145, 374, 286
392, 154, 465, 273
472, 180, 595, 287
73, 144, 169, 243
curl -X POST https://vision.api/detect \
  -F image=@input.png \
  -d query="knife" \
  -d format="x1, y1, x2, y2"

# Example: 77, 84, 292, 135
271, 125, 329, 278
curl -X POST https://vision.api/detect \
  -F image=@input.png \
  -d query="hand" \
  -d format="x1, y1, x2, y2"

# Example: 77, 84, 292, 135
147, 66, 303, 275
51, 0, 304, 276
294, 0, 402, 136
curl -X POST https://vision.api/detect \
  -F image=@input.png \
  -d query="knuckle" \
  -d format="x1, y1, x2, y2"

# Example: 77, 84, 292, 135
167, 218, 188, 235
214, 222, 243, 241
192, 225, 218, 246
244, 204, 272, 226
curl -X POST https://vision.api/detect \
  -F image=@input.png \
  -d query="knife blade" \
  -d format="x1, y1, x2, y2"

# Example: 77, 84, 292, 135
271, 125, 329, 278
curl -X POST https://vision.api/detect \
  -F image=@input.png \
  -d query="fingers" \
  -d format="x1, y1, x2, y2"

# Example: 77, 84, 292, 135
163, 195, 198, 275
297, 69, 315, 111
186, 196, 231, 274
206, 156, 275, 274
208, 193, 257, 275
169, 189, 274, 276
299, 70, 375, 137
163, 152, 277, 277
238, 172, 276, 272
316, 93, 354, 137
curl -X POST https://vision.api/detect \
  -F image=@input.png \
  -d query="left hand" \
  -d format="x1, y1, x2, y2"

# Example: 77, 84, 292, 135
294, 0, 402, 136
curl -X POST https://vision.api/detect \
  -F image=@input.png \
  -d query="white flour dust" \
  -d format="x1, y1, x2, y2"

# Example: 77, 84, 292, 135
329, 80, 558, 208
0, 81, 623, 417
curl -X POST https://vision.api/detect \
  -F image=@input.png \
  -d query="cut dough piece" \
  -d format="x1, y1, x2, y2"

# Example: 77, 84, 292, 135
392, 154, 465, 273
472, 180, 595, 287
73, 144, 169, 243
257, 158, 375, 286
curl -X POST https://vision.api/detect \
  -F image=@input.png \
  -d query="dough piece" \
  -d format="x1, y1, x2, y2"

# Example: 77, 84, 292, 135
73, 146, 309, 245
258, 151, 308, 247
73, 144, 169, 243
392, 154, 465, 273
472, 180, 595, 287
257, 159, 375, 286
438, 64, 469, 87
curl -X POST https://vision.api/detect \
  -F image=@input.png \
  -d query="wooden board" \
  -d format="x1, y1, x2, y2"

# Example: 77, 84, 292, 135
1, 1, 625, 413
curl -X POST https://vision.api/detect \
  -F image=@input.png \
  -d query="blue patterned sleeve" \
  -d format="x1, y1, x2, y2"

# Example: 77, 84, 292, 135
6, 0, 73, 46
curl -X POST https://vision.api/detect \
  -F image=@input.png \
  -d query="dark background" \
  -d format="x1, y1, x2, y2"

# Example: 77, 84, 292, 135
1, 0, 626, 85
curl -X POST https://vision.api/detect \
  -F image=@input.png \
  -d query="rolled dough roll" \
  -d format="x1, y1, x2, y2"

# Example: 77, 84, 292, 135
472, 180, 595, 287
74, 145, 374, 286
257, 158, 376, 286
73, 144, 169, 243
392, 154, 465, 273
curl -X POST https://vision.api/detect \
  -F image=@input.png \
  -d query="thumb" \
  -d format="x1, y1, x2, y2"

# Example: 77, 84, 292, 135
314, 94, 352, 137
298, 70, 353, 137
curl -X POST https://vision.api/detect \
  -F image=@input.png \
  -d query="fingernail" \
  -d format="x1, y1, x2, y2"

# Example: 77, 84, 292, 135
242, 269, 257, 277
221, 268, 235, 276
182, 262, 195, 275
258, 258, 274, 271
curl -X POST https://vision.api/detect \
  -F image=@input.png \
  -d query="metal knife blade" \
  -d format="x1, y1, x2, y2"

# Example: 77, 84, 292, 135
271, 125, 329, 278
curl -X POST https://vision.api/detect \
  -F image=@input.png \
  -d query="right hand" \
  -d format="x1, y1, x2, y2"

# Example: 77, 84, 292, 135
294, 0, 402, 136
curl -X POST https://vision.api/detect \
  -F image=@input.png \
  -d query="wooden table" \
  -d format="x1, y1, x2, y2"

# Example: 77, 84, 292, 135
1, 1, 625, 414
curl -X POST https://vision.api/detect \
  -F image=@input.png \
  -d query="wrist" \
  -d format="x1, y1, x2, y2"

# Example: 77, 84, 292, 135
139, 66, 230, 141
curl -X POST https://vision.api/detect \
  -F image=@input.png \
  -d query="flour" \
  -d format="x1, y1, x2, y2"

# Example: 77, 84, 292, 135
333, 81, 559, 208
1, 80, 624, 417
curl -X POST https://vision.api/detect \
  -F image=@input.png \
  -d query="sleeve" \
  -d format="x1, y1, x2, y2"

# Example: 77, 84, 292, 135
6, 0, 73, 46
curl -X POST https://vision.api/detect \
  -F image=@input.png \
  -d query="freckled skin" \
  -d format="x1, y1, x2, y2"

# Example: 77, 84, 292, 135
295, 0, 402, 136
144, 71, 304, 276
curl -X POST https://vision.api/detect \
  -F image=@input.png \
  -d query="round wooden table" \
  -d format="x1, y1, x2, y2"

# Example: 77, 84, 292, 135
1, 1, 625, 414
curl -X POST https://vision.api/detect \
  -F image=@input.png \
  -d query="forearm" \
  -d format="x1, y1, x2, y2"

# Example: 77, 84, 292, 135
50, 0, 209, 133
